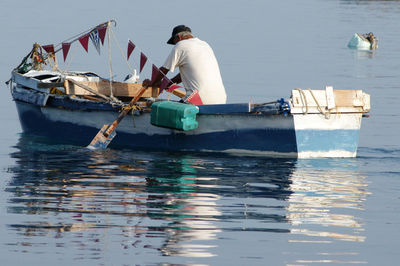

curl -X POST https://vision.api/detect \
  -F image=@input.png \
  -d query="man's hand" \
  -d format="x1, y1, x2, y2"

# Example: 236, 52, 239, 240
142, 79, 151, 88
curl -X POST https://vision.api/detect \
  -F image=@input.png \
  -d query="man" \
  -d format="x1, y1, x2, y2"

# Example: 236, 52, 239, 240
146, 25, 227, 105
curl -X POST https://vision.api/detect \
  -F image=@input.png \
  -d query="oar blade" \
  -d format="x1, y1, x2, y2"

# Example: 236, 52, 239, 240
87, 124, 117, 150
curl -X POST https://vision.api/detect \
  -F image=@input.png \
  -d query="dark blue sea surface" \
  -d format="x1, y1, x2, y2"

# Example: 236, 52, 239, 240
1, 0, 400, 265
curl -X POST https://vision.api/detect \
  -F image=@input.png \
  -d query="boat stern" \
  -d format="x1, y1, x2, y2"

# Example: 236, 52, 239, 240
290, 86, 370, 158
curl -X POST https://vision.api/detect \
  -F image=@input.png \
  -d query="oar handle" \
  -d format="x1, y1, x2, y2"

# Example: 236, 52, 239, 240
170, 88, 186, 98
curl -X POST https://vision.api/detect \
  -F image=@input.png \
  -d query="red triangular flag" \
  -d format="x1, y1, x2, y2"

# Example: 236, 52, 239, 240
150, 64, 161, 85
62, 42, 71, 62
159, 77, 171, 93
98, 26, 107, 45
79, 34, 90, 52
127, 40, 135, 60
42, 44, 55, 54
140, 52, 147, 73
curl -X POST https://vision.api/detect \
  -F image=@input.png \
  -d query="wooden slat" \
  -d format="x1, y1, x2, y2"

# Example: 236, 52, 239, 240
65, 79, 112, 101
333, 90, 365, 107
65, 79, 158, 98
291, 89, 366, 108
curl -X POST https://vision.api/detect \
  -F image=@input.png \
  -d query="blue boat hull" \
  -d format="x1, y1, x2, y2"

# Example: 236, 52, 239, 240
12, 80, 368, 158
15, 100, 299, 155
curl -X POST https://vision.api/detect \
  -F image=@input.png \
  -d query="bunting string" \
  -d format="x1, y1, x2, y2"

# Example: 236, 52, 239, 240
62, 43, 79, 73
109, 27, 137, 79
107, 21, 117, 101
122, 34, 173, 91
41, 20, 114, 62
38, 19, 177, 97
56, 20, 113, 53
124, 38, 173, 91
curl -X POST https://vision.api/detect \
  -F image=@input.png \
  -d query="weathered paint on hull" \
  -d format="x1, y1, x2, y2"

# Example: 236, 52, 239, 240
295, 129, 359, 158
15, 101, 299, 156
14, 99, 363, 158
293, 113, 362, 158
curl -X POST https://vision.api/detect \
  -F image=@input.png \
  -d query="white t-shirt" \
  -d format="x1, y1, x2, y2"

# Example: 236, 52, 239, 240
163, 38, 227, 104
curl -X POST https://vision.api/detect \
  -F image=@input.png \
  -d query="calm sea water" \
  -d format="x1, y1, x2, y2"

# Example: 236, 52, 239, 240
1, 0, 400, 265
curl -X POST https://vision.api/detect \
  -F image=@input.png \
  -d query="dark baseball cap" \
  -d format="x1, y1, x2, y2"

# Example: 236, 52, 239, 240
167, 25, 192, 45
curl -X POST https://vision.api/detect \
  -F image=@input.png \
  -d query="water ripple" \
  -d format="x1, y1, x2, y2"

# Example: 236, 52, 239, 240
3, 135, 372, 264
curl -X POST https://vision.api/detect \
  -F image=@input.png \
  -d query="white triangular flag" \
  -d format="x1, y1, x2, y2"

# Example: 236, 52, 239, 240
90, 29, 101, 55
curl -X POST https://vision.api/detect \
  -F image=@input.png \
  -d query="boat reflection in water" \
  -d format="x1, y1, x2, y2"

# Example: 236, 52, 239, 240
5, 135, 369, 264
6, 135, 151, 256
143, 153, 294, 259
286, 159, 369, 264
149, 159, 222, 258
6, 136, 229, 259
6, 135, 294, 263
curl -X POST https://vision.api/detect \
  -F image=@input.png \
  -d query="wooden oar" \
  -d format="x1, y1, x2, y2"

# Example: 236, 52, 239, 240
87, 85, 149, 150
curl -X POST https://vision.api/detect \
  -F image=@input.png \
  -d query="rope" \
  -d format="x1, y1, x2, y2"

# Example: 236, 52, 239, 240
14, 44, 37, 71
104, 22, 121, 104
296, 88, 308, 114
306, 88, 330, 119
109, 26, 137, 77
46, 54, 59, 72
31, 43, 45, 70
63, 44, 78, 73
52, 20, 116, 54
121, 103, 142, 128
107, 21, 115, 100
296, 88, 331, 119
120, 104, 141, 113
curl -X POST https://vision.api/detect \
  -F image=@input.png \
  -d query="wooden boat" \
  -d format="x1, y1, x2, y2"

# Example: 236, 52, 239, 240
8, 22, 371, 158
